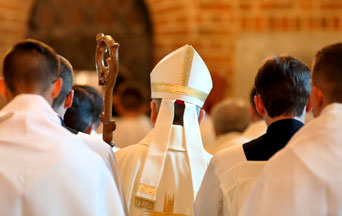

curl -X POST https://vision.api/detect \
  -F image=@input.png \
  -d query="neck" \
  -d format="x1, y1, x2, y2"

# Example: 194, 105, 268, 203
54, 106, 66, 119
264, 114, 305, 127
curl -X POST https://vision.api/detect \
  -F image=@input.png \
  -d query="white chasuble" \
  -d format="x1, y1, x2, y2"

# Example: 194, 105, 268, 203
240, 103, 342, 216
115, 126, 212, 216
194, 145, 265, 216
0, 94, 125, 216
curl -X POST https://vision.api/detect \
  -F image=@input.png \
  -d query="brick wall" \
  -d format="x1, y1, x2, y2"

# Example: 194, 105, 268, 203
1, 0, 342, 110
0, 0, 33, 68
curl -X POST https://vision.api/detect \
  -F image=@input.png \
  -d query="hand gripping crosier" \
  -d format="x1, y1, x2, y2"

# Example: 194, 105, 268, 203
95, 33, 119, 147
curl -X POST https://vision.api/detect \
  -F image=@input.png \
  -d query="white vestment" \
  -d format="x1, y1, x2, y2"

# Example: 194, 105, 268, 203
243, 120, 266, 139
200, 114, 216, 149
116, 126, 212, 215
113, 115, 152, 148
0, 95, 125, 216
194, 145, 265, 216
77, 132, 128, 214
206, 132, 251, 155
240, 103, 342, 216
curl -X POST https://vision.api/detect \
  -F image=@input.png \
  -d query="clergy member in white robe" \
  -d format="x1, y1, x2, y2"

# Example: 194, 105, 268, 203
116, 45, 212, 215
206, 98, 251, 155
200, 113, 216, 149
0, 39, 125, 216
194, 55, 311, 216
52, 55, 128, 214
113, 115, 152, 148
112, 82, 152, 148
240, 42, 342, 216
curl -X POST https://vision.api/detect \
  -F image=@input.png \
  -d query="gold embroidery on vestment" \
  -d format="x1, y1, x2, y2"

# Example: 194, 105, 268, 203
137, 183, 158, 196
149, 194, 188, 216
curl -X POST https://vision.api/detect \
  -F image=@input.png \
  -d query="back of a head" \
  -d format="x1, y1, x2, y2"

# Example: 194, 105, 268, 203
255, 56, 311, 118
64, 87, 95, 133
117, 81, 148, 112
76, 85, 103, 125
3, 39, 59, 96
52, 55, 73, 109
312, 42, 342, 103
212, 99, 251, 135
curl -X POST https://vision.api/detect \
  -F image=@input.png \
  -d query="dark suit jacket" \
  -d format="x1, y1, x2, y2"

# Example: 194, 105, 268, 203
243, 119, 304, 161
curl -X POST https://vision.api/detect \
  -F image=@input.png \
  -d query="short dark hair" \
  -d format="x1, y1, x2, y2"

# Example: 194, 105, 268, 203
75, 85, 103, 125
312, 42, 342, 103
117, 82, 148, 111
255, 56, 311, 118
3, 39, 59, 95
52, 55, 73, 109
64, 87, 95, 133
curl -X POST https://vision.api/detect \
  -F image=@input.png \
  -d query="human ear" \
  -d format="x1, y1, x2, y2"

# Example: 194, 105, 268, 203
254, 95, 265, 116
0, 78, 6, 98
150, 101, 157, 125
51, 78, 63, 99
64, 89, 74, 109
305, 96, 312, 113
198, 109, 205, 124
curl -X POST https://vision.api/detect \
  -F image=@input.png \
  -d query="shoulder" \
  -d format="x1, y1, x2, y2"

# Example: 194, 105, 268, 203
76, 132, 113, 157
115, 143, 148, 165
59, 136, 114, 179
243, 134, 265, 148
211, 145, 246, 179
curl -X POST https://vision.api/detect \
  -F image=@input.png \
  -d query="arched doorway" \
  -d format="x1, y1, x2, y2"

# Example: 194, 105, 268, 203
27, 0, 153, 86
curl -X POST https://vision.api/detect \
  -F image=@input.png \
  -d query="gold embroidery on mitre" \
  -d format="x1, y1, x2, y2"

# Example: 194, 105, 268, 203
151, 83, 208, 102
180, 46, 194, 86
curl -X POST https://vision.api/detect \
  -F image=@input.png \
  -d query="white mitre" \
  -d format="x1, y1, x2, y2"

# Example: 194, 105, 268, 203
135, 45, 213, 210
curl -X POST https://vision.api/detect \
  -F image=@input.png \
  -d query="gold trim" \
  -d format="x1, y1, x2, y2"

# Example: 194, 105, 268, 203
137, 183, 158, 196
181, 46, 194, 86
151, 83, 208, 102
135, 197, 155, 210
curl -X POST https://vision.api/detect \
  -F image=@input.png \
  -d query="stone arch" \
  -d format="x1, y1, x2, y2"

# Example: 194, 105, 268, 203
27, 0, 154, 86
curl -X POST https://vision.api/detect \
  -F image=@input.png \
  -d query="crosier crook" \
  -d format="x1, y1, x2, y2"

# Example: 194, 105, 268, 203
95, 33, 119, 147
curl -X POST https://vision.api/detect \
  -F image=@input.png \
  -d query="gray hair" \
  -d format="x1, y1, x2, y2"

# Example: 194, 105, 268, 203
212, 98, 251, 135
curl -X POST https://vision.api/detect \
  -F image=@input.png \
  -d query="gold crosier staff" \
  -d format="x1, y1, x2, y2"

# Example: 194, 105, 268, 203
95, 33, 119, 147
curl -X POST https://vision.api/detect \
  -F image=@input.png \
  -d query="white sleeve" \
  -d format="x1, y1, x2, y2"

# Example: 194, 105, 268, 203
194, 158, 223, 216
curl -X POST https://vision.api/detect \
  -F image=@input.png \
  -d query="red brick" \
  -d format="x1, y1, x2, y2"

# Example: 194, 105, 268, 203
199, 3, 232, 11
260, 3, 293, 10
153, 5, 184, 14
321, 3, 342, 10
240, 3, 252, 10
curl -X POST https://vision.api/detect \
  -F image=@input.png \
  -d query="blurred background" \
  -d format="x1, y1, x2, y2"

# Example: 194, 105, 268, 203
0, 0, 342, 113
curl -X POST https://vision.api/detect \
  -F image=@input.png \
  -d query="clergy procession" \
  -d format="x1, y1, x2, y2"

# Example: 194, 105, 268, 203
0, 34, 342, 216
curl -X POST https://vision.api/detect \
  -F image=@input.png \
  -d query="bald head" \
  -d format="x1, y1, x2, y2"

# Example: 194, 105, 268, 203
212, 99, 251, 136
3, 39, 59, 96
312, 43, 342, 103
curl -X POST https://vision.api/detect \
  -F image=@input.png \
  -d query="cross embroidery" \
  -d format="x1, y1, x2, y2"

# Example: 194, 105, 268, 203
150, 194, 187, 216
